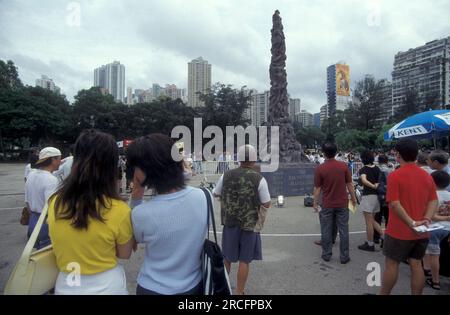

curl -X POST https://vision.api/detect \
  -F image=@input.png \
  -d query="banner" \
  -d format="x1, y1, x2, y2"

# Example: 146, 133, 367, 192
336, 64, 350, 96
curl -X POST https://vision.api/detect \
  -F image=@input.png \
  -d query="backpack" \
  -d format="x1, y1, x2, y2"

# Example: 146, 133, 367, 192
377, 170, 387, 207
200, 188, 232, 295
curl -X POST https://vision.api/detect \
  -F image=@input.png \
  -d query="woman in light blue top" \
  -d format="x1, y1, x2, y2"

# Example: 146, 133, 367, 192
127, 134, 208, 295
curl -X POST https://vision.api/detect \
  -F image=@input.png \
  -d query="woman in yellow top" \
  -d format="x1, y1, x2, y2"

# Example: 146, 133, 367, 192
48, 130, 135, 295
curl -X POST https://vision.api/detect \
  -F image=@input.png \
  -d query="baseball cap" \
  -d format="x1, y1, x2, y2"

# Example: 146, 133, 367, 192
36, 147, 62, 165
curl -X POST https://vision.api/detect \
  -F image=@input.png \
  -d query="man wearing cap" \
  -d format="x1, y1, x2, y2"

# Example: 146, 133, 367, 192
25, 147, 61, 249
213, 145, 271, 295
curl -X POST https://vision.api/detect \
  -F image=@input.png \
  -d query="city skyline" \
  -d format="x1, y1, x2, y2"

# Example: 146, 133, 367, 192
1, 0, 449, 113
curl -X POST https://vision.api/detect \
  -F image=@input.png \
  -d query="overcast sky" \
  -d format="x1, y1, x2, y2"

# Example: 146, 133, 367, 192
1, 0, 449, 113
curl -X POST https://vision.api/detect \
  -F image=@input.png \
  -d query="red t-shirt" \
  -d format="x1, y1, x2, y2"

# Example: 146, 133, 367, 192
314, 159, 352, 209
385, 163, 437, 240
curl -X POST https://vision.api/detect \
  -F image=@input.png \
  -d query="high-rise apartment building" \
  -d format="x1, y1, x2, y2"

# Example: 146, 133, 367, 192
164, 84, 186, 101
188, 57, 212, 107
298, 110, 313, 127
249, 91, 270, 126
288, 98, 301, 121
320, 104, 329, 125
392, 37, 450, 114
94, 61, 125, 102
35, 75, 60, 94
313, 113, 321, 127
126, 87, 133, 105
375, 79, 393, 125
327, 63, 351, 115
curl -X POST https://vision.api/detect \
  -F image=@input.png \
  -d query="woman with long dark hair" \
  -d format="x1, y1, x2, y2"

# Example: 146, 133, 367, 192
127, 133, 208, 295
47, 130, 135, 295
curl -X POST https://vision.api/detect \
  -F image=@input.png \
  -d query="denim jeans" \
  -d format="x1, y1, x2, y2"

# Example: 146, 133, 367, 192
28, 212, 51, 250
319, 207, 349, 261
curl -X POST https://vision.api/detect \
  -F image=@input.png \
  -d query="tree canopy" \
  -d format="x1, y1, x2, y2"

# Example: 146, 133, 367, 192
0, 60, 253, 159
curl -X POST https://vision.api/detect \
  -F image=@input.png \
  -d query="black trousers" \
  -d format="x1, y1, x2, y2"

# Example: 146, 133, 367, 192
136, 281, 203, 295
374, 205, 389, 240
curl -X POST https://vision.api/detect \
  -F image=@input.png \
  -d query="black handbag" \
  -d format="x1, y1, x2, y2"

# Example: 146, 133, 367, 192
200, 187, 232, 295
377, 171, 388, 207
304, 194, 314, 207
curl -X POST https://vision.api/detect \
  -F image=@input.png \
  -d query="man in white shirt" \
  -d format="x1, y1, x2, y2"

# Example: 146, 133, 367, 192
53, 146, 74, 182
213, 145, 271, 295
26, 147, 61, 249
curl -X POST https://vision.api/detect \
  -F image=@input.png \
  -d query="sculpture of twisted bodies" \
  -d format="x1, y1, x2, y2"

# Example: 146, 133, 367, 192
268, 10, 308, 163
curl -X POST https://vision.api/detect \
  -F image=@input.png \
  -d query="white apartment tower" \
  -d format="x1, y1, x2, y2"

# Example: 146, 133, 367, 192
94, 61, 125, 102
188, 57, 212, 107
392, 37, 450, 114
35, 75, 60, 94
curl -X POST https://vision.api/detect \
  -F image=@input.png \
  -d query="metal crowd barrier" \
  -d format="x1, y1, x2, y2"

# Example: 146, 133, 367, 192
351, 162, 364, 179
193, 161, 239, 175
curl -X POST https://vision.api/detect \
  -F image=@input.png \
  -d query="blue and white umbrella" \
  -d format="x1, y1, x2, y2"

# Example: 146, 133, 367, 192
384, 110, 450, 141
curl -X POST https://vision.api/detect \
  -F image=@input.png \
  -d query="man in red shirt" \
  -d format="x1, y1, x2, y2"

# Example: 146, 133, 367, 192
380, 138, 438, 295
313, 143, 357, 264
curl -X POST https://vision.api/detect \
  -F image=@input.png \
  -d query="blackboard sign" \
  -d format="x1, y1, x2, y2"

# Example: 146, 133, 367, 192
261, 163, 317, 197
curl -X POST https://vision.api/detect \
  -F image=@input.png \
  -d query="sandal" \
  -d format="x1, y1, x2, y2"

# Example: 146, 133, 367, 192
426, 278, 440, 290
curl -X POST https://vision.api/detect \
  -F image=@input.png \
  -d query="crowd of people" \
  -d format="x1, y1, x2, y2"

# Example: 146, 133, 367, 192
20, 130, 450, 295
22, 130, 269, 295
313, 140, 450, 294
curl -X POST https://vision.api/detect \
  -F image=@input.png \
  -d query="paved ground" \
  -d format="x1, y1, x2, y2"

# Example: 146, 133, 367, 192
0, 163, 449, 295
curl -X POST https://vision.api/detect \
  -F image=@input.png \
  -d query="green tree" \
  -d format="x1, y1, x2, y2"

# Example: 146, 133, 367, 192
321, 110, 347, 141
335, 129, 378, 152
131, 97, 196, 137
394, 88, 420, 121
0, 60, 24, 156
424, 91, 441, 111
349, 76, 385, 130
0, 60, 23, 90
294, 124, 326, 149
72, 87, 122, 135
0, 86, 72, 148
198, 83, 252, 131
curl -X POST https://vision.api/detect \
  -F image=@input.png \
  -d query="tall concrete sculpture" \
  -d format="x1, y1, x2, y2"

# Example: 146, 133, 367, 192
262, 10, 315, 197
268, 10, 304, 163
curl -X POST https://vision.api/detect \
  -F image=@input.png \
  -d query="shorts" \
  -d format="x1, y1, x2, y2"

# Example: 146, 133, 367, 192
383, 234, 429, 262
426, 229, 450, 255
222, 226, 262, 263
359, 195, 380, 214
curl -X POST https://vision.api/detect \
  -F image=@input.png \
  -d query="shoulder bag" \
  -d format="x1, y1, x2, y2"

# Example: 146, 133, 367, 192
4, 203, 58, 295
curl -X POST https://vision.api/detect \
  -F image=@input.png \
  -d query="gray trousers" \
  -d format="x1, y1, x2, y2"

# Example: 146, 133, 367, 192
319, 208, 349, 261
